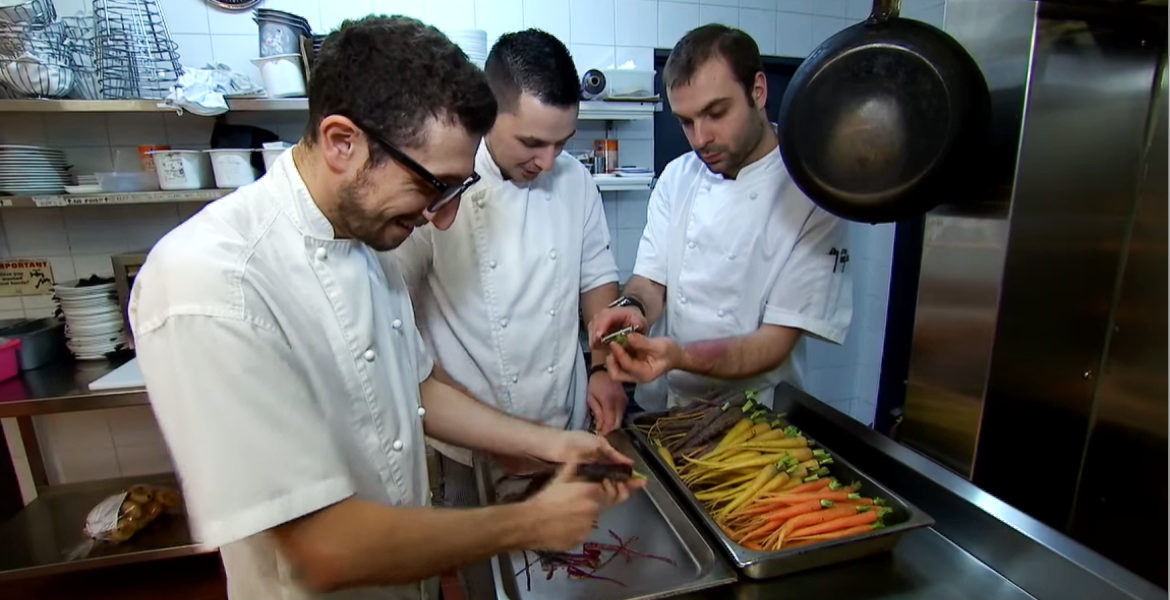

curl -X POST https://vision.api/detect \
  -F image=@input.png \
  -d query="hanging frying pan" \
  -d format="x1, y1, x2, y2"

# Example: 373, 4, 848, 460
776, 0, 991, 223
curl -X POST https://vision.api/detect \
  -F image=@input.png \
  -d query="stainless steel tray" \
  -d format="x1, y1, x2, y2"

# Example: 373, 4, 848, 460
628, 411, 935, 579
473, 430, 738, 600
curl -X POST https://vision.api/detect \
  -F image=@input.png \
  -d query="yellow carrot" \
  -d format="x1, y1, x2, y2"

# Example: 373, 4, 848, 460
717, 463, 781, 521
683, 453, 790, 471
710, 417, 755, 455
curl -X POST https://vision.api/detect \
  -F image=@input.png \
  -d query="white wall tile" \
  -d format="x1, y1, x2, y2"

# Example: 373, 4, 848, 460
178, 202, 213, 222
571, 0, 616, 46
108, 406, 166, 447
524, 0, 572, 45
614, 119, 655, 140
698, 4, 738, 27
658, 1, 699, 48
1, 418, 22, 459
614, 46, 655, 70
904, 2, 945, 28
570, 44, 617, 72
66, 147, 116, 176
615, 227, 643, 273
811, 16, 852, 46
740, 0, 778, 9
475, 0, 523, 48
602, 197, 618, 230
52, 0, 91, 17
45, 256, 77, 286
0, 309, 26, 320
845, 0, 871, 19
419, 0, 473, 33
205, 3, 260, 36
64, 205, 180, 256
72, 254, 117, 278
2, 209, 69, 256
173, 34, 217, 70
52, 445, 122, 484
115, 443, 174, 478
616, 191, 650, 231
0, 114, 46, 145
739, 8, 777, 55
163, 114, 216, 147
0, 297, 21, 311
700, 0, 739, 7
45, 114, 108, 147
775, 0, 815, 14
211, 35, 262, 87
370, 0, 426, 22
813, 0, 848, 17
162, 0, 211, 36
36, 412, 114, 453
848, 398, 876, 425
615, 0, 658, 48
775, 11, 813, 57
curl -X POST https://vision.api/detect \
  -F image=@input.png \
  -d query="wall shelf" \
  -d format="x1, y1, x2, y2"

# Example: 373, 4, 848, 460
0, 98, 661, 120
0, 189, 231, 209
594, 175, 655, 192
0, 178, 651, 208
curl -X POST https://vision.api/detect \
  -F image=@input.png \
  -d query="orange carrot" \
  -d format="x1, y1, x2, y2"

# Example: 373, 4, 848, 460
789, 509, 879, 538
789, 522, 885, 543
754, 490, 864, 506
738, 500, 826, 544
774, 505, 864, 549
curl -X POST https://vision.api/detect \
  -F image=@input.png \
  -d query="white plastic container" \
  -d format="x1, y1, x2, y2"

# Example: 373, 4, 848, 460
205, 149, 259, 188
601, 68, 656, 99
251, 54, 306, 98
261, 142, 294, 171
148, 150, 214, 190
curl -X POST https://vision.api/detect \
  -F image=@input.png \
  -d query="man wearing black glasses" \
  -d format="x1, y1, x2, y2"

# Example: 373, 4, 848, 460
129, 17, 640, 600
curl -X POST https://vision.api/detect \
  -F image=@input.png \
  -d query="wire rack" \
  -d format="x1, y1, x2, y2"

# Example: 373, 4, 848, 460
0, 20, 76, 97
93, 0, 182, 99
0, 0, 57, 27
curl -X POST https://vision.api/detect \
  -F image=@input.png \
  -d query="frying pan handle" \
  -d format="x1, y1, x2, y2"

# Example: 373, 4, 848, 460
868, 0, 901, 24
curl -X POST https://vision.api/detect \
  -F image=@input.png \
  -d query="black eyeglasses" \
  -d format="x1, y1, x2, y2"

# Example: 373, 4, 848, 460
349, 118, 480, 213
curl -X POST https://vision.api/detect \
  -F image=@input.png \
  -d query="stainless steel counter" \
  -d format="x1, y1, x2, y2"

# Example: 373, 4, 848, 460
0, 356, 146, 418
459, 384, 1164, 600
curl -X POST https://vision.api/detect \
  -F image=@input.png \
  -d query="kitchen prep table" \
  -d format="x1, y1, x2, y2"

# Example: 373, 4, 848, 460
457, 384, 1163, 600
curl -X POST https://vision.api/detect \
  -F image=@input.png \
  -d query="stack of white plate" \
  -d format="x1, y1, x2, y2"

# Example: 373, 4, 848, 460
446, 29, 487, 69
0, 145, 71, 196
54, 279, 129, 360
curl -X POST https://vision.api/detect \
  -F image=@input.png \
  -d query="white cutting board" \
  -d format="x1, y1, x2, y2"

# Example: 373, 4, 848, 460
88, 357, 145, 390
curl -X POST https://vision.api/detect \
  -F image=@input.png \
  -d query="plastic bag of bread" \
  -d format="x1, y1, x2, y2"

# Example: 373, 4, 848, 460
66, 484, 183, 559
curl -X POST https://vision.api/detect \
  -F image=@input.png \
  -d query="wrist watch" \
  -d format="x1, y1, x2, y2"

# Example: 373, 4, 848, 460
608, 295, 646, 317
588, 364, 608, 378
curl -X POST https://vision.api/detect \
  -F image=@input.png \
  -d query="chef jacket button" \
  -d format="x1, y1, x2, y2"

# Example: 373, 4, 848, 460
512, 375, 519, 383
546, 366, 554, 373
728, 253, 736, 260
717, 310, 726, 317
687, 241, 696, 249
417, 407, 426, 417
548, 309, 556, 317
391, 319, 402, 329
489, 260, 497, 269
363, 349, 376, 362
549, 249, 557, 260
392, 440, 404, 451
750, 192, 759, 200
315, 247, 328, 260
475, 197, 485, 208
680, 296, 688, 304
500, 318, 508, 328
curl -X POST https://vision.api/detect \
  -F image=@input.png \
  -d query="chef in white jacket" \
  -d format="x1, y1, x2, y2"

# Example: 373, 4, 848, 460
391, 31, 626, 506
589, 25, 853, 410
130, 18, 639, 600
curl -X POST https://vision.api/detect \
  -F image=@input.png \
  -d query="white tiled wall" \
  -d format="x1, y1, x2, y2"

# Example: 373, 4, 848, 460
1, 0, 946, 492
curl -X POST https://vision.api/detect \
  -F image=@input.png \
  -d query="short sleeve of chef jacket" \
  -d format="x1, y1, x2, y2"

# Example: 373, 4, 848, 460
130, 250, 357, 548
763, 206, 852, 344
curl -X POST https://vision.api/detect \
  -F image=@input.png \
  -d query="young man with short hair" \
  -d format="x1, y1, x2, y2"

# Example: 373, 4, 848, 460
590, 25, 853, 410
392, 30, 627, 506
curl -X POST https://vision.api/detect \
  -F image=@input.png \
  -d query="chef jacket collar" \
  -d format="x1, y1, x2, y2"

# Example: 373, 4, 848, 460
477, 139, 547, 191
272, 147, 354, 241
702, 144, 782, 185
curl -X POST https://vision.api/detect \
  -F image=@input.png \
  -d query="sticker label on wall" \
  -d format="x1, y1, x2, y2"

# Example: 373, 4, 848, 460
0, 259, 55, 297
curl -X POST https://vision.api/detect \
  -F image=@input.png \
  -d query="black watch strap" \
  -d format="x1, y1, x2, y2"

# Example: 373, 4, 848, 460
609, 295, 646, 316
588, 364, 608, 378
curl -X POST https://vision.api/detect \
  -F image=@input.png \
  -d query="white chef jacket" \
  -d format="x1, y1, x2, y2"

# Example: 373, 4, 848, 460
633, 148, 852, 410
130, 150, 437, 600
389, 141, 618, 465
